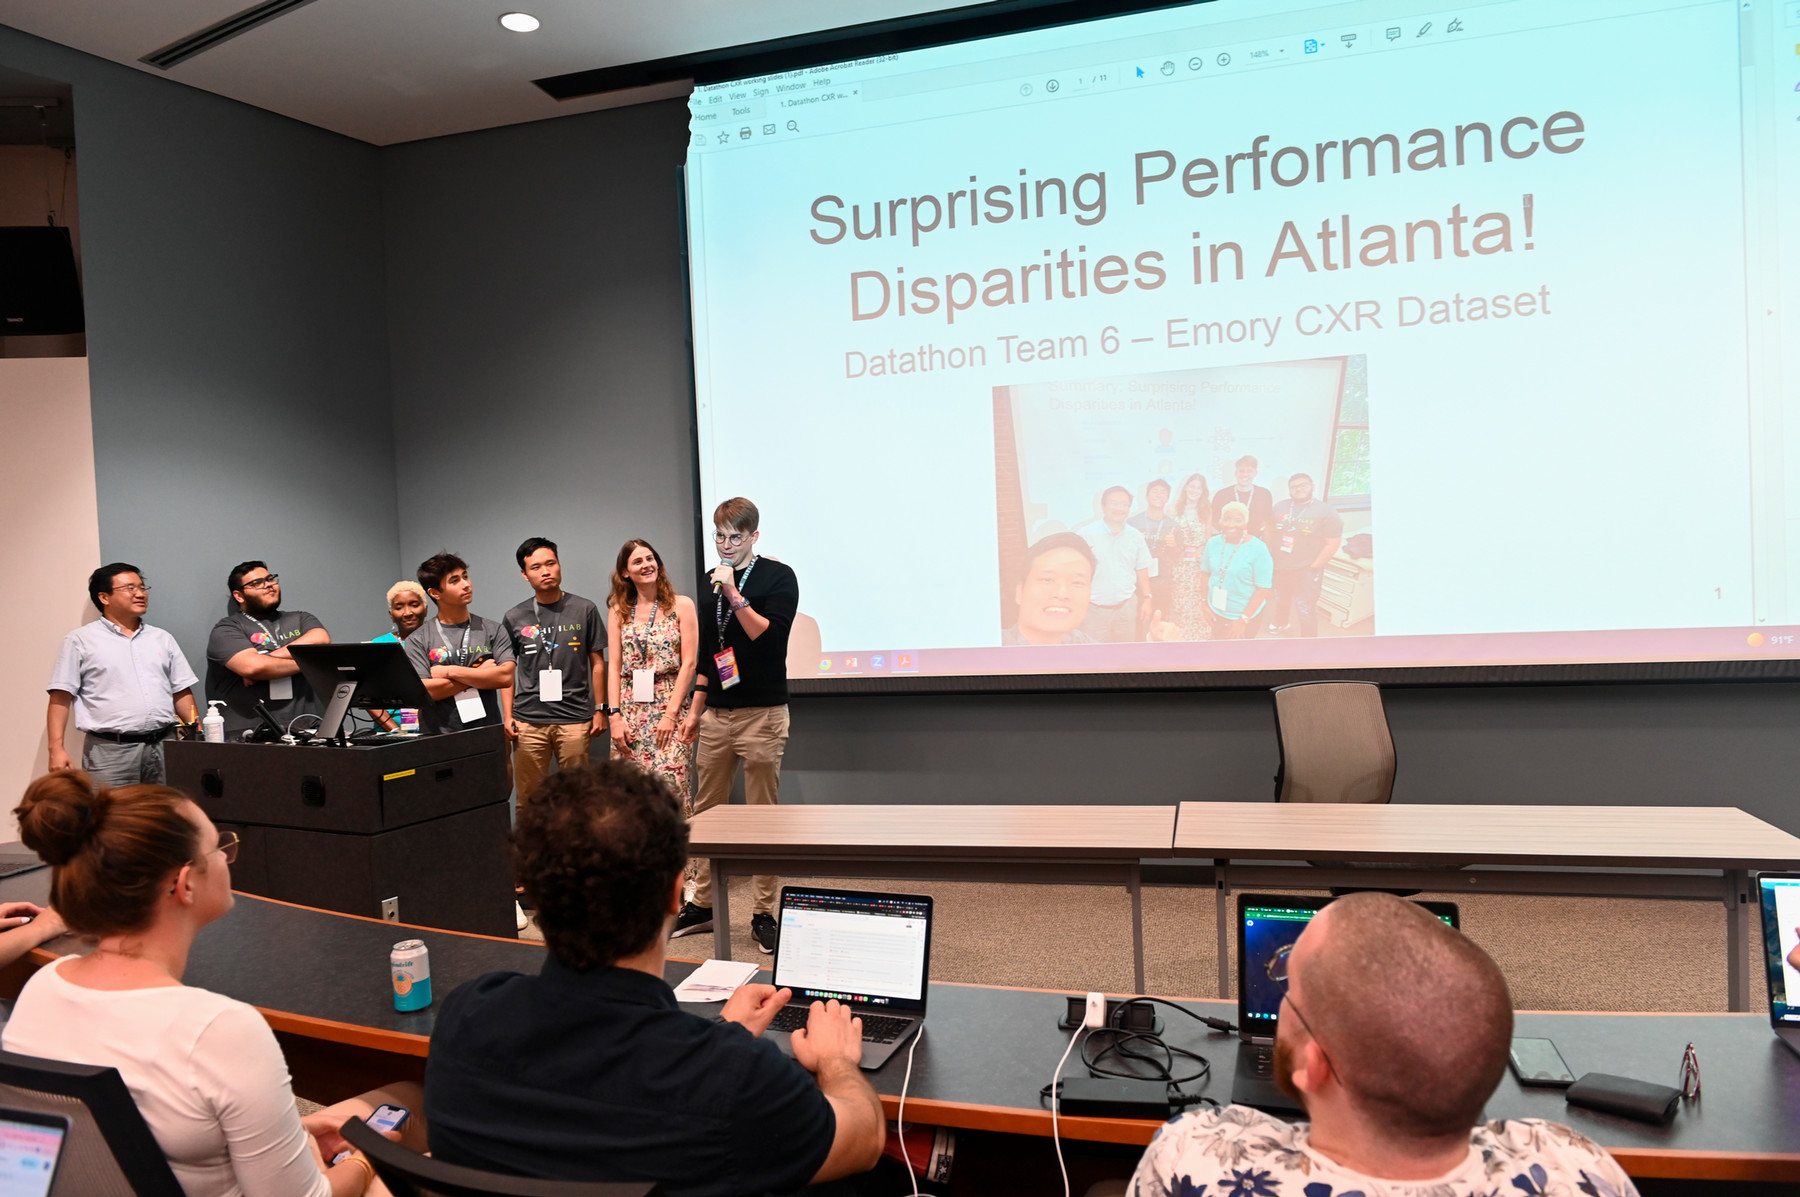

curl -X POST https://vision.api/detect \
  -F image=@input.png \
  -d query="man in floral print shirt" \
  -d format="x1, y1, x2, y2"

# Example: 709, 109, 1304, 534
1127, 893, 1637, 1197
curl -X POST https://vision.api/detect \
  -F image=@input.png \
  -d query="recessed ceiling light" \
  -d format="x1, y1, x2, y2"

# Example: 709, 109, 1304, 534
499, 12, 540, 32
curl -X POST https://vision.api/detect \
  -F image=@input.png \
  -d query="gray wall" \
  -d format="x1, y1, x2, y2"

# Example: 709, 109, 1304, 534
10, 28, 1798, 838
788, 683, 1800, 833
381, 101, 697, 619
0, 25, 397, 662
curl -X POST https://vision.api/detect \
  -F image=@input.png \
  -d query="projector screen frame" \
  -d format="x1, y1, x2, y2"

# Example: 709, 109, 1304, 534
678, 0, 1800, 697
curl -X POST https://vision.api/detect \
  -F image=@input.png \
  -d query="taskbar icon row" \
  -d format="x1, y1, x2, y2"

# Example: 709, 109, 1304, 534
817, 650, 920, 675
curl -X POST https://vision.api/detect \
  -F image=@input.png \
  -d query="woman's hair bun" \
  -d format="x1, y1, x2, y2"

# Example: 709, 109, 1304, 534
15, 771, 107, 867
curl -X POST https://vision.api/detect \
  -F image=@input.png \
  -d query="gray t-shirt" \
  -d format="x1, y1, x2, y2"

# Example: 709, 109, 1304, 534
205, 610, 326, 736
1269, 498, 1345, 568
501, 593, 603, 725
403, 615, 515, 732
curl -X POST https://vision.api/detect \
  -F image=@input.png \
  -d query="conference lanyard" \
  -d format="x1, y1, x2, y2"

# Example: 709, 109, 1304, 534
1215, 539, 1248, 579
633, 601, 663, 656
436, 621, 472, 666
531, 601, 559, 672
716, 557, 757, 634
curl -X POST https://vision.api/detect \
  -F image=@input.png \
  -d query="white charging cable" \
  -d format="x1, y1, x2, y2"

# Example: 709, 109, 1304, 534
896, 1025, 926, 1197
1051, 1025, 1087, 1197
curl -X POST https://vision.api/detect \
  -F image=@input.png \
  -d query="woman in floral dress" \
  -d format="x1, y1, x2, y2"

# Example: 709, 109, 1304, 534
1170, 472, 1212, 639
606, 539, 699, 796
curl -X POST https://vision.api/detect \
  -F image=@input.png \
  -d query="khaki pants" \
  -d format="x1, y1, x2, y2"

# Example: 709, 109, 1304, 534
513, 722, 592, 807
690, 704, 789, 915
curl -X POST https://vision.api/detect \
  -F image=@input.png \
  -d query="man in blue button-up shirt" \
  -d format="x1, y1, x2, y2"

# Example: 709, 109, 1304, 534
45, 562, 200, 786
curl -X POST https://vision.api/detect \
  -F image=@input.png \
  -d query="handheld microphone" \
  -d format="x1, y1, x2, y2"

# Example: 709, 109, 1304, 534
712, 560, 730, 593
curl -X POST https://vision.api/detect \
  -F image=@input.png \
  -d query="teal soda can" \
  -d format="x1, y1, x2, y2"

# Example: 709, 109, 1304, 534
390, 939, 431, 1011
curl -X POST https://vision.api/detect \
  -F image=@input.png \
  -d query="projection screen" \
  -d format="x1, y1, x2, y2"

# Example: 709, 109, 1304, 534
683, 0, 1800, 689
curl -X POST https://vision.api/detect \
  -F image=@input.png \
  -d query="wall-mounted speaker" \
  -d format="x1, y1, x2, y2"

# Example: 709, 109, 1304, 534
0, 227, 83, 336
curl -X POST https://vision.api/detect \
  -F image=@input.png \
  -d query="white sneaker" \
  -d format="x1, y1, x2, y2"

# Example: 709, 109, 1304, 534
515, 901, 528, 931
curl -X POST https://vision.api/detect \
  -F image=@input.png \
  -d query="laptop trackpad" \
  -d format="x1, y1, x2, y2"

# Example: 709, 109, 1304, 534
764, 1026, 907, 1072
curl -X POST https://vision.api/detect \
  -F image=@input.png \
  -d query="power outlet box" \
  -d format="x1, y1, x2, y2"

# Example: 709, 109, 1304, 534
1059, 996, 1164, 1035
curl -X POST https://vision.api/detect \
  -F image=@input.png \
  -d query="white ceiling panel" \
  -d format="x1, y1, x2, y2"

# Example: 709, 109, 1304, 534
0, 0, 986, 145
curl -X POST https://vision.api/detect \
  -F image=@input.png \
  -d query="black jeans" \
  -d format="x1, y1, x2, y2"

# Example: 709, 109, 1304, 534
1270, 567, 1325, 637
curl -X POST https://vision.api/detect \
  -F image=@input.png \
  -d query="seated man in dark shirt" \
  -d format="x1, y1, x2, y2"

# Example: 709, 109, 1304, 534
425, 759, 886, 1197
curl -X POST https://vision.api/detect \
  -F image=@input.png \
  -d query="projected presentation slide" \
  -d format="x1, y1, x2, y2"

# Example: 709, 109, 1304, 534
685, 0, 1800, 685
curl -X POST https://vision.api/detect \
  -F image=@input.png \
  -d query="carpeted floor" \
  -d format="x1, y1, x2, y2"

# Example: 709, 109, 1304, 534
546, 876, 1765, 1013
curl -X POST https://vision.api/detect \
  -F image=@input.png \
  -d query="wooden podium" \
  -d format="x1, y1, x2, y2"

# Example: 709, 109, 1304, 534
165, 727, 513, 937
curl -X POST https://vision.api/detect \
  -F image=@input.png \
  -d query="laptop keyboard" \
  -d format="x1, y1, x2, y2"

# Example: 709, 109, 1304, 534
768, 1006, 913, 1044
1245, 1044, 1274, 1077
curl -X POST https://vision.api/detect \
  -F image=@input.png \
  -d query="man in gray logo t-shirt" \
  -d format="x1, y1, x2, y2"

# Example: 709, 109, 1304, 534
501, 537, 605, 806
404, 552, 516, 733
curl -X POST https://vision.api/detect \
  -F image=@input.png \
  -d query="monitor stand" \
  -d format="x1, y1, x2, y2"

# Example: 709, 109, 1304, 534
318, 680, 358, 744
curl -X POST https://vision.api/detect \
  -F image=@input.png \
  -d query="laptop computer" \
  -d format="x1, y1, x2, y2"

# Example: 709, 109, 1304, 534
763, 886, 933, 1071
1757, 873, 1800, 1055
1231, 893, 1460, 1115
0, 1108, 68, 1197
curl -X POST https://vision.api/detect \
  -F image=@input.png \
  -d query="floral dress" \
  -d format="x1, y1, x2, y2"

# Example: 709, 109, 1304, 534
610, 602, 694, 796
1171, 506, 1212, 640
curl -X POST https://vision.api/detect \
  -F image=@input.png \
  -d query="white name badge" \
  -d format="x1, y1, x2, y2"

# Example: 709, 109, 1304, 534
268, 675, 293, 701
539, 668, 563, 704
1147, 559, 1160, 578
1211, 587, 1230, 610
454, 689, 486, 723
632, 668, 655, 703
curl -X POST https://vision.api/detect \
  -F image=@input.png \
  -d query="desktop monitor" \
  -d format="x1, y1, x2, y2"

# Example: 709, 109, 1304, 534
288, 642, 439, 739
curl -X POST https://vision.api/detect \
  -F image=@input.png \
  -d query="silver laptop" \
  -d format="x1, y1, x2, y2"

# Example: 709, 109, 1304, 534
1231, 893, 1459, 1115
1758, 873, 1800, 1055
763, 886, 933, 1071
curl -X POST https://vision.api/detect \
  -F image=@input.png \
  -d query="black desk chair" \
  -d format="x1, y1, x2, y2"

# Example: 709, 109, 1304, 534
0, 1048, 183, 1197
341, 1117, 661, 1197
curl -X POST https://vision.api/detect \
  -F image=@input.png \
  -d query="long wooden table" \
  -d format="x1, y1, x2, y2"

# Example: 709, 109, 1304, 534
689, 804, 1176, 992
5, 867, 1797, 1183
1173, 802, 1800, 1011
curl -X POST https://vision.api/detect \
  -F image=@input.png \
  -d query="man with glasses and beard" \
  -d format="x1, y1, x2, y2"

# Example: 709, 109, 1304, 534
205, 561, 331, 738
45, 563, 201, 785
1125, 893, 1636, 1197
675, 497, 800, 955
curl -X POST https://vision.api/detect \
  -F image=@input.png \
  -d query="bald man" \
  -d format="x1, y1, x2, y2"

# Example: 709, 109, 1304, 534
1127, 893, 1638, 1196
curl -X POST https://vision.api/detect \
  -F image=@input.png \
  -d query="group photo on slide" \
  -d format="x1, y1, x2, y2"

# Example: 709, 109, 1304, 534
993, 356, 1372, 648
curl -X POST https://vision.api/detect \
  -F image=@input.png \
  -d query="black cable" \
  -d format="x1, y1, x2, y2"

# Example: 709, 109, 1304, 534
1035, 995, 1238, 1114
1116, 997, 1237, 1036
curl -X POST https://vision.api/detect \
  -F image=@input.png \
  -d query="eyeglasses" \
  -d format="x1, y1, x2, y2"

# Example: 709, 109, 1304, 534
713, 532, 751, 546
169, 832, 239, 895
240, 575, 280, 591
1679, 1041, 1701, 1100
106, 585, 152, 596
1281, 989, 1337, 1076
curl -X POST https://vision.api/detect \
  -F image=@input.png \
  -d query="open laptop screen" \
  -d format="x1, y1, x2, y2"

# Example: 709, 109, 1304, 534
0, 1110, 65, 1197
1758, 874, 1800, 1027
1239, 895, 1459, 1036
774, 887, 932, 1013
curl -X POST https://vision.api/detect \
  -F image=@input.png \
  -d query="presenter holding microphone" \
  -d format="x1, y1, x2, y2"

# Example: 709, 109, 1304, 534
674, 498, 799, 955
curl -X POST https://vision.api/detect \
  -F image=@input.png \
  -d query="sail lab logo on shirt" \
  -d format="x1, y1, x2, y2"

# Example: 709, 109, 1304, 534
523, 622, 581, 650
249, 632, 271, 646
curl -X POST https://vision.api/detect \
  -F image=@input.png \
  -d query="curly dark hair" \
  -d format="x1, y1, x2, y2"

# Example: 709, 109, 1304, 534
512, 760, 687, 971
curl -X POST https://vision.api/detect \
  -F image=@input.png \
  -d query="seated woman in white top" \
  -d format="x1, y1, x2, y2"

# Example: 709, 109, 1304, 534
4, 771, 423, 1197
